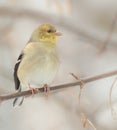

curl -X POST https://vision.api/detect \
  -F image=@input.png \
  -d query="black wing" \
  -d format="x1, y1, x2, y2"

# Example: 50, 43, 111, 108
14, 54, 23, 90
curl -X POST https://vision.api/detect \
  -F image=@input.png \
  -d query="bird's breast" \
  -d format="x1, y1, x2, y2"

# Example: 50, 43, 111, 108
18, 43, 59, 88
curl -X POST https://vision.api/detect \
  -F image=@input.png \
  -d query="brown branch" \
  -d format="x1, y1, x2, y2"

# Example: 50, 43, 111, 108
100, 12, 117, 51
70, 73, 97, 129
0, 7, 117, 48
109, 77, 117, 119
0, 70, 117, 102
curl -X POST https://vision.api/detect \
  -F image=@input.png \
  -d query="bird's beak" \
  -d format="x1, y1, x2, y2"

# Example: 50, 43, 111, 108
55, 32, 62, 36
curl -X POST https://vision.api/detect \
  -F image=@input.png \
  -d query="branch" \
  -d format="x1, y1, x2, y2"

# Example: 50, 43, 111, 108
0, 7, 117, 48
100, 12, 117, 51
0, 70, 117, 102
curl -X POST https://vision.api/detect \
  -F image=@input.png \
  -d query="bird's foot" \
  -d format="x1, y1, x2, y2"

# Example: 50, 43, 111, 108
44, 84, 50, 95
28, 84, 39, 96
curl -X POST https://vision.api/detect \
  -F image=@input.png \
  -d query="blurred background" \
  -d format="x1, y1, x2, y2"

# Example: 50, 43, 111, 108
0, 0, 117, 130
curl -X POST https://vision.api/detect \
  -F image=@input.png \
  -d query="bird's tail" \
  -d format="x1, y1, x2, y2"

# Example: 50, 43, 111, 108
13, 87, 24, 107
13, 96, 24, 107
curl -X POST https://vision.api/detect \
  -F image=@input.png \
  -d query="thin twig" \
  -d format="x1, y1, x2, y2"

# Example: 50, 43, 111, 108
0, 7, 117, 48
70, 73, 97, 130
100, 12, 117, 51
109, 77, 117, 119
0, 70, 117, 102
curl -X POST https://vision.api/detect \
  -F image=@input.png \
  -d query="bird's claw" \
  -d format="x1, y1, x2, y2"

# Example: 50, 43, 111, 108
44, 84, 50, 95
28, 85, 39, 96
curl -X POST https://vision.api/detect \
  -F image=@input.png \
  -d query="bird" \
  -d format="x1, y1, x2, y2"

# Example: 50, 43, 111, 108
13, 24, 61, 107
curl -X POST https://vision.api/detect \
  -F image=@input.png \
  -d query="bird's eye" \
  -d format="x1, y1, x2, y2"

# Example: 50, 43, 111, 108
47, 29, 52, 33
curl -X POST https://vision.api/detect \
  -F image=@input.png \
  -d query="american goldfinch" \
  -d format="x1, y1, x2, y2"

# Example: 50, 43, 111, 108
13, 24, 61, 106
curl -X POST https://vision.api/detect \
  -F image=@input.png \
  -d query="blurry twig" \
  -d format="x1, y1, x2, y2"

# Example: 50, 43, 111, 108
80, 113, 97, 130
0, 7, 117, 48
67, 0, 72, 14
70, 73, 96, 130
109, 77, 117, 119
0, 70, 117, 104
100, 12, 117, 52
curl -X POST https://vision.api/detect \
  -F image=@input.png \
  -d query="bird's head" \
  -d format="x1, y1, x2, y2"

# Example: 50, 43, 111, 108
30, 24, 61, 45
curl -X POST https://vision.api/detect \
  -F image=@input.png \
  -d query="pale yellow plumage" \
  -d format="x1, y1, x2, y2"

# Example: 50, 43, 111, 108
18, 42, 59, 89
13, 24, 61, 106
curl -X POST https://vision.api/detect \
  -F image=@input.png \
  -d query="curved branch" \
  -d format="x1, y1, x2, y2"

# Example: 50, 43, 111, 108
0, 70, 117, 102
